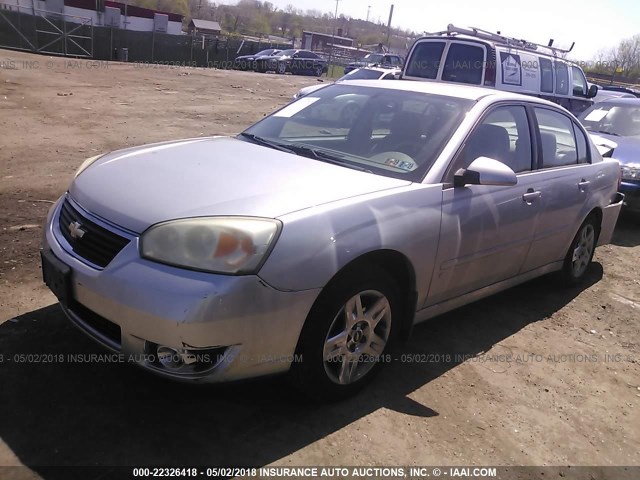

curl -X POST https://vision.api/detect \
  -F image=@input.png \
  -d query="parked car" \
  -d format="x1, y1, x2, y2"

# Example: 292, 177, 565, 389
601, 85, 640, 98
233, 48, 281, 71
294, 66, 401, 99
579, 97, 640, 212
402, 24, 597, 114
42, 81, 622, 399
256, 49, 328, 76
593, 90, 635, 104
344, 53, 404, 74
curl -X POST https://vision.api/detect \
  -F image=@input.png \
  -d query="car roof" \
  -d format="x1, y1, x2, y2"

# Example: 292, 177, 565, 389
339, 79, 563, 106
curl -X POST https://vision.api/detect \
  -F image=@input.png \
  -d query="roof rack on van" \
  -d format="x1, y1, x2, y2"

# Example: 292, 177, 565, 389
430, 24, 575, 57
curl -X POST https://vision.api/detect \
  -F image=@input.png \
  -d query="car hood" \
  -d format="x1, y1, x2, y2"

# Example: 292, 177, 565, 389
590, 133, 640, 165
70, 137, 410, 233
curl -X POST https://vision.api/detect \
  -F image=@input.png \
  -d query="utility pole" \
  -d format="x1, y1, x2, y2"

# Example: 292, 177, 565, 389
366, 5, 371, 22
329, 0, 341, 77
385, 4, 394, 49
197, 0, 202, 18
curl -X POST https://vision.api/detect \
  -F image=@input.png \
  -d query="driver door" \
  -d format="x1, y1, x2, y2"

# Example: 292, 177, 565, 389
425, 104, 542, 306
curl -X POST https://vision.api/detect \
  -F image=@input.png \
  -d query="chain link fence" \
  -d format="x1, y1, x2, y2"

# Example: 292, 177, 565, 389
0, 6, 291, 68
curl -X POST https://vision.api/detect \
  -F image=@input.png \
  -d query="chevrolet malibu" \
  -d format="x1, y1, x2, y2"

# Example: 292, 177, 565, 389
41, 81, 623, 399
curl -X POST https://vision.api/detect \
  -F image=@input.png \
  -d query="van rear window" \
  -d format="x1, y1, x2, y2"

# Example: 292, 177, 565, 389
442, 43, 485, 85
405, 41, 446, 79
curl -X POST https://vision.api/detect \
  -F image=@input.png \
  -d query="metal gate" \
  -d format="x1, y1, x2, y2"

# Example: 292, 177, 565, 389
0, 5, 93, 58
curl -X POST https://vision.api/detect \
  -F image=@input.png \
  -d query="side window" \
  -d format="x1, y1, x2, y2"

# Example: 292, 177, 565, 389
571, 66, 587, 96
405, 41, 445, 79
573, 122, 590, 163
442, 43, 485, 85
534, 108, 578, 168
540, 58, 554, 93
391, 56, 401, 66
457, 105, 533, 174
555, 62, 569, 95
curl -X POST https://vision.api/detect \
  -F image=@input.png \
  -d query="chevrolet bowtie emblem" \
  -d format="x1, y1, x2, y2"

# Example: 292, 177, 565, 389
68, 221, 86, 240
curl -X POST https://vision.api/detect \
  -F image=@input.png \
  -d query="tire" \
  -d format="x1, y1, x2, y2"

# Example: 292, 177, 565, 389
290, 265, 402, 401
314, 65, 323, 77
561, 215, 599, 285
277, 62, 287, 75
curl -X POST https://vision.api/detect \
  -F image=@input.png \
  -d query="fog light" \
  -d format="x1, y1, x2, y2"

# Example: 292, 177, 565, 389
156, 346, 184, 370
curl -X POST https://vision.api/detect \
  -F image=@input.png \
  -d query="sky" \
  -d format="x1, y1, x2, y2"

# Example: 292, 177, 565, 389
238, 0, 640, 60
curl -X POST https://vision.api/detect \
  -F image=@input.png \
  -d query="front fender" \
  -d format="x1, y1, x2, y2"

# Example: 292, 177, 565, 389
259, 184, 444, 307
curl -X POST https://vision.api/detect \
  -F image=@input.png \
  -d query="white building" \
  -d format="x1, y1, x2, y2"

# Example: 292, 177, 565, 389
0, 0, 185, 35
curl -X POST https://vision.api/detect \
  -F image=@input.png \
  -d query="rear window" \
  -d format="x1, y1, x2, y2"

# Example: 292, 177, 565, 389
343, 69, 384, 80
442, 43, 485, 85
405, 41, 446, 79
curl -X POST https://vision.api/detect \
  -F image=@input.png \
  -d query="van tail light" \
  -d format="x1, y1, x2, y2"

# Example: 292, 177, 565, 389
484, 48, 496, 87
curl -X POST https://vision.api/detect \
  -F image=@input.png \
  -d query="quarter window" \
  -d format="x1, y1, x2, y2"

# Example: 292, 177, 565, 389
442, 43, 485, 85
573, 123, 590, 163
534, 108, 578, 167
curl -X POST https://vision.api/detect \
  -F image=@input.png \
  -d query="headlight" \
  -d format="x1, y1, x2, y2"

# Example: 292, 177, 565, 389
74, 154, 104, 178
621, 165, 640, 181
140, 217, 281, 274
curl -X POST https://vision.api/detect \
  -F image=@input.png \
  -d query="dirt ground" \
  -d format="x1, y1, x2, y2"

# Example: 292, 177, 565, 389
1, 49, 639, 477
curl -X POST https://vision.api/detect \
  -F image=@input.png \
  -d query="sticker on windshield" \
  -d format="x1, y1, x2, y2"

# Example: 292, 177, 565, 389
385, 158, 415, 171
273, 97, 320, 118
584, 109, 609, 122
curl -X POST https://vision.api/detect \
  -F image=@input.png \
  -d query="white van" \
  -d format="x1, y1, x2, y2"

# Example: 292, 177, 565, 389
402, 25, 597, 114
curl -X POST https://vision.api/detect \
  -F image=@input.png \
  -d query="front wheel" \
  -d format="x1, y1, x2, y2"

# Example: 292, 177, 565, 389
277, 62, 287, 74
291, 266, 401, 401
561, 215, 599, 285
314, 65, 323, 77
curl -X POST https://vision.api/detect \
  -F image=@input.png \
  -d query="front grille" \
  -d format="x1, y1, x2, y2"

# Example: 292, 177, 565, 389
67, 301, 122, 350
58, 199, 130, 268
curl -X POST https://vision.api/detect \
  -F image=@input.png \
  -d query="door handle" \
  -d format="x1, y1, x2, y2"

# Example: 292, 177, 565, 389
578, 179, 591, 192
522, 189, 542, 204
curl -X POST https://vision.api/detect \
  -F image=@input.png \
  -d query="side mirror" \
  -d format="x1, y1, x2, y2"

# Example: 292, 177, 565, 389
454, 157, 517, 187
587, 84, 598, 98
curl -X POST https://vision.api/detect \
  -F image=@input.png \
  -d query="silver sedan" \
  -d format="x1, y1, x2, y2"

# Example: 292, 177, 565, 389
41, 81, 623, 399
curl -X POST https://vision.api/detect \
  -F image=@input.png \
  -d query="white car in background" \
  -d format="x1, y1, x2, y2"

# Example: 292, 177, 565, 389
294, 67, 401, 99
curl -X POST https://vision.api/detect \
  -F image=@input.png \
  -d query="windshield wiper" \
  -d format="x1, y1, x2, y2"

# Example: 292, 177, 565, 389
239, 134, 372, 173
238, 133, 297, 154
280, 143, 373, 173
591, 129, 621, 137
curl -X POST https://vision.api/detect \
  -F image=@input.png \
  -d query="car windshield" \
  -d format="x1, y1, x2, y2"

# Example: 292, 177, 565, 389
256, 49, 277, 56
579, 103, 640, 137
341, 69, 385, 80
240, 84, 474, 181
363, 54, 384, 63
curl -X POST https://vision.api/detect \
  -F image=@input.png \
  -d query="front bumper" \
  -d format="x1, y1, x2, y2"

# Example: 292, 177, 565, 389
43, 196, 321, 382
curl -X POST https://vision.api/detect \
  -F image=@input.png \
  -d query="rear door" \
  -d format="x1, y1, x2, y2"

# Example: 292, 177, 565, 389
520, 106, 595, 271
426, 103, 541, 306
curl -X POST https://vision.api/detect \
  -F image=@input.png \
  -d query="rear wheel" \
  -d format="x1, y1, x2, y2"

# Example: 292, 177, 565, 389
277, 62, 287, 74
291, 266, 401, 401
561, 215, 598, 285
